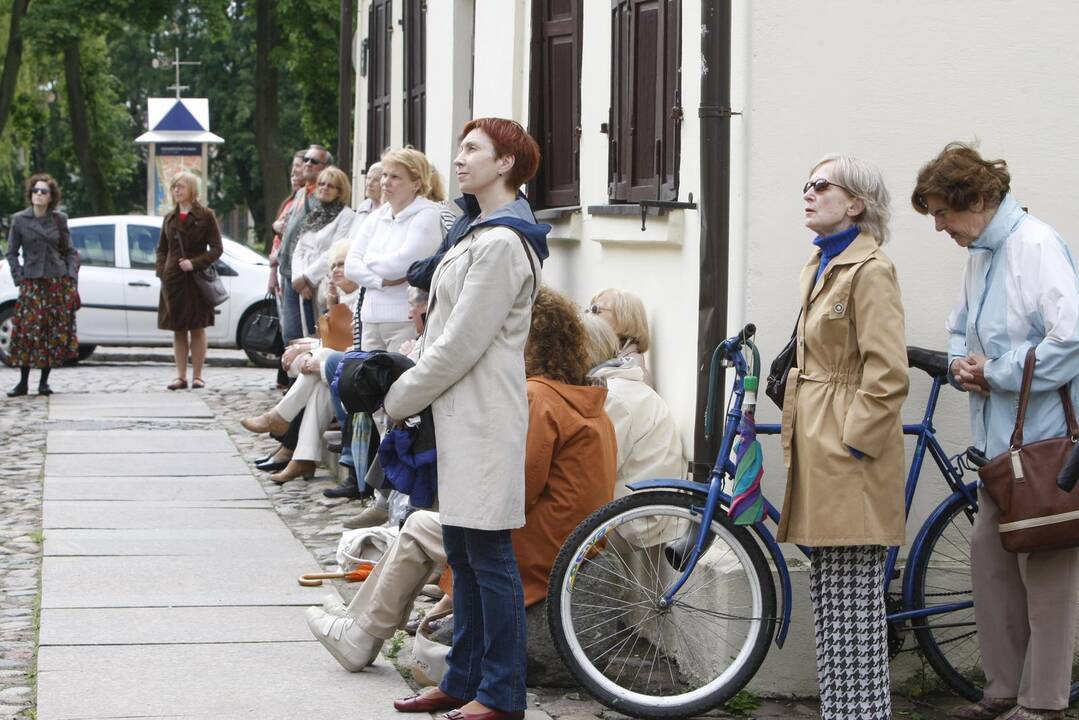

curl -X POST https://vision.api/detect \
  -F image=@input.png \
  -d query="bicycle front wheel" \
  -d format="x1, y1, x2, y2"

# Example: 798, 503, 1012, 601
547, 491, 777, 720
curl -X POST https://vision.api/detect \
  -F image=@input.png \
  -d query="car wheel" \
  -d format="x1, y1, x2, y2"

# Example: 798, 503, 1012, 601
239, 305, 282, 369
76, 344, 97, 362
0, 304, 14, 367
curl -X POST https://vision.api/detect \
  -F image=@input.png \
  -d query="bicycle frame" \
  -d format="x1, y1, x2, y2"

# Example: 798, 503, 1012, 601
628, 339, 981, 649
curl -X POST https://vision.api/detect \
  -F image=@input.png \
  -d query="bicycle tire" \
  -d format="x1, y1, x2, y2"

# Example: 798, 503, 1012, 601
908, 487, 1079, 703
546, 491, 777, 719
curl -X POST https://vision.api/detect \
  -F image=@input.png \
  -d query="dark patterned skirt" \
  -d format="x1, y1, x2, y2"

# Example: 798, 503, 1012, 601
9, 277, 79, 368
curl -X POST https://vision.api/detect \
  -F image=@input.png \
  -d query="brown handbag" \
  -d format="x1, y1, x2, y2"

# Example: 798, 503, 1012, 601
978, 347, 1079, 553
317, 303, 354, 351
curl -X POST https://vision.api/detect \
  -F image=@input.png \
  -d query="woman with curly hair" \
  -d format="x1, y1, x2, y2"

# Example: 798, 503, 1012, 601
5, 173, 79, 396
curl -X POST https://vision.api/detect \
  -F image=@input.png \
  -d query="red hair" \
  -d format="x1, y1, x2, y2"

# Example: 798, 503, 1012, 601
460, 118, 541, 189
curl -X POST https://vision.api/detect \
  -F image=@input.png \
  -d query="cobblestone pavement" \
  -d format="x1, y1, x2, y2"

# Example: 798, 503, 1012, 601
2, 350, 1072, 720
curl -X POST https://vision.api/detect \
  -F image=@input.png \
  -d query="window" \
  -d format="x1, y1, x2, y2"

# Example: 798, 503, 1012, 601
529, 0, 582, 208
366, 0, 393, 167
70, 225, 116, 268
403, 0, 426, 150
127, 225, 160, 270
608, 0, 682, 202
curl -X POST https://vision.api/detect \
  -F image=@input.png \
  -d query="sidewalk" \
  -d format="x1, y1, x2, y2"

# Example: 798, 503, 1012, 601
34, 390, 414, 719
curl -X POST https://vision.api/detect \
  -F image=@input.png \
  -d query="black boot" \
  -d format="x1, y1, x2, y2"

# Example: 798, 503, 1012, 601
8, 367, 29, 397
323, 465, 360, 499
37, 368, 53, 396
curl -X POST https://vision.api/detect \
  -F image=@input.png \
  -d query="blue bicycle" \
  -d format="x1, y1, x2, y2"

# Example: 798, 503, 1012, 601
547, 323, 1079, 719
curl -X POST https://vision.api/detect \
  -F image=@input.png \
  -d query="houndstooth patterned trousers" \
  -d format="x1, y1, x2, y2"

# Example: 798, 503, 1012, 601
809, 545, 890, 720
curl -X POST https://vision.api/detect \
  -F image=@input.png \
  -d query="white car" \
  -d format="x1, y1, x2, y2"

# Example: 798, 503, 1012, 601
0, 215, 280, 367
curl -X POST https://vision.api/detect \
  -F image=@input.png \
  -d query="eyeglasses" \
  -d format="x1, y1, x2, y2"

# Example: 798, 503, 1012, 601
803, 178, 854, 195
31, 188, 50, 195
585, 304, 610, 315
317, 181, 339, 189
303, 156, 324, 165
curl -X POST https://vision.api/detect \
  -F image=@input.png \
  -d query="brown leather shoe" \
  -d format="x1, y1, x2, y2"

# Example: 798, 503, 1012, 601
393, 688, 467, 713
241, 410, 289, 435
951, 697, 1017, 720
269, 460, 316, 484
437, 709, 524, 720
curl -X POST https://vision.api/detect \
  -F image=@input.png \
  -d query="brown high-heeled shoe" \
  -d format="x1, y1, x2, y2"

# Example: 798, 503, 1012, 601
269, 460, 316, 484
241, 410, 290, 436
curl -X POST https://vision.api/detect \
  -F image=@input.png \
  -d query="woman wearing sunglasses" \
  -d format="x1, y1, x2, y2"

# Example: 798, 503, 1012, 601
776, 155, 909, 720
4, 173, 79, 396
291, 166, 356, 317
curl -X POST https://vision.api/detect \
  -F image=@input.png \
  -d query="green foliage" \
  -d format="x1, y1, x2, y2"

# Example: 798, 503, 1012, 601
0, 0, 341, 227
723, 690, 761, 715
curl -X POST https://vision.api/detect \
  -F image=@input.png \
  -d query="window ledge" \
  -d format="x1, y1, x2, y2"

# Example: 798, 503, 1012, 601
587, 208, 687, 247
534, 205, 581, 221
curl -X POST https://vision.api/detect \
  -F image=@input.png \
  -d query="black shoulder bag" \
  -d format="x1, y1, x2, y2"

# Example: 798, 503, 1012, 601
765, 310, 801, 410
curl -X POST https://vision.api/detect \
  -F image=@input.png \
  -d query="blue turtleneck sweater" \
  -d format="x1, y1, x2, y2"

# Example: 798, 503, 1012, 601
813, 224, 860, 284
811, 224, 865, 459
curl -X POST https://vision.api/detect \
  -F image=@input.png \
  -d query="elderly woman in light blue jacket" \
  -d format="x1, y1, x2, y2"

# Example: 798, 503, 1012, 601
913, 143, 1079, 720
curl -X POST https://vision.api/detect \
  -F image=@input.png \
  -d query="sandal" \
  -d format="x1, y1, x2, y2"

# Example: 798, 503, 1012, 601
191, 377, 205, 389
167, 378, 188, 391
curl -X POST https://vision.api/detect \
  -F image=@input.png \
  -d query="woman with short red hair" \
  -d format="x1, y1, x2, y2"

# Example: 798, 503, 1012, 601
383, 118, 549, 720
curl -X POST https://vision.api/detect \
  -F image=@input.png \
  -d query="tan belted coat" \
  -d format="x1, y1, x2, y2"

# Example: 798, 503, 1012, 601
776, 232, 909, 547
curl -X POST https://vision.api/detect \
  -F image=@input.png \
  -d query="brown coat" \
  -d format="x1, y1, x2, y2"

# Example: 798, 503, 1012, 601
776, 233, 909, 546
514, 377, 617, 606
156, 204, 223, 331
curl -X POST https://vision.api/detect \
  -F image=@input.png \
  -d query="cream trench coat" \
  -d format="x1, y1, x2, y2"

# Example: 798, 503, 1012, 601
776, 232, 909, 546
383, 225, 540, 531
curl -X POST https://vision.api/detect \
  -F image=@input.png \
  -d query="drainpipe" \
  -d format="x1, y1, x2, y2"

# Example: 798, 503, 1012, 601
693, 0, 733, 481
338, 0, 355, 173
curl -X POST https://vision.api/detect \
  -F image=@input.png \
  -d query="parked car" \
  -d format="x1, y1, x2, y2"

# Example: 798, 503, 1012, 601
0, 215, 280, 368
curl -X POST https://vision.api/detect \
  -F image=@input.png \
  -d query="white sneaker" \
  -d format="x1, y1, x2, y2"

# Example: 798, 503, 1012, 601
321, 595, 349, 617
305, 607, 383, 671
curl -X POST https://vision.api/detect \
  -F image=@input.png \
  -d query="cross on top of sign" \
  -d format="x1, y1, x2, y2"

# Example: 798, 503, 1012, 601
153, 48, 201, 99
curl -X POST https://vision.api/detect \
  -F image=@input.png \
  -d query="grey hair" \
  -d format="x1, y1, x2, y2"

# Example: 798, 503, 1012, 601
407, 286, 429, 307
812, 154, 891, 245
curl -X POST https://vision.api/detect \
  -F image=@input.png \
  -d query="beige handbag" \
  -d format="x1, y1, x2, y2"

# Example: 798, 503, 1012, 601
409, 608, 452, 687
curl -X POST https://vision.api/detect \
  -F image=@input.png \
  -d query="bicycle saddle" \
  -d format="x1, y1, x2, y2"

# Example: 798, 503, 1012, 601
907, 346, 949, 380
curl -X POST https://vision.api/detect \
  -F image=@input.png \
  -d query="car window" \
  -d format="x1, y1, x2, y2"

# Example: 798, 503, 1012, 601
127, 225, 160, 270
222, 238, 269, 265
70, 225, 116, 267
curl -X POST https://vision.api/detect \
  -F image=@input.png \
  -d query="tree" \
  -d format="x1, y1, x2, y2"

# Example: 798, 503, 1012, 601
0, 0, 31, 138
254, 0, 287, 252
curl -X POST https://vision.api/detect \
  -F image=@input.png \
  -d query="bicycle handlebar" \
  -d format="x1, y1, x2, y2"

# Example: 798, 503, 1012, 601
704, 323, 761, 438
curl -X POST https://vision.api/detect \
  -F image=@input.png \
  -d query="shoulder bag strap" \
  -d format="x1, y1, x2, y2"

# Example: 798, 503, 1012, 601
516, 234, 538, 301
1010, 347, 1037, 449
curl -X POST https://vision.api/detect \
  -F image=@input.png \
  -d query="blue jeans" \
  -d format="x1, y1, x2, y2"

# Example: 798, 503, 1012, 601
280, 276, 316, 343
440, 525, 527, 712
323, 351, 352, 466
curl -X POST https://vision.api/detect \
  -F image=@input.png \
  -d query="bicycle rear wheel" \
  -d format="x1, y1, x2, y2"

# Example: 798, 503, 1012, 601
547, 491, 776, 720
908, 487, 1079, 703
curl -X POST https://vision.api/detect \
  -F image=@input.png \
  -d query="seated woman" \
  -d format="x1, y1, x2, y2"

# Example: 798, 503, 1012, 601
291, 166, 356, 318
240, 240, 360, 483
586, 287, 654, 386
581, 313, 685, 495
303, 287, 617, 691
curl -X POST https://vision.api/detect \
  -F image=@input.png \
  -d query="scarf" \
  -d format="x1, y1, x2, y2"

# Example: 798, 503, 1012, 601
300, 199, 344, 235
813, 224, 860, 284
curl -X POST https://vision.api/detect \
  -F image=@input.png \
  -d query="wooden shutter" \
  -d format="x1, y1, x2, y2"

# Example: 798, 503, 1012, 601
528, 0, 582, 208
403, 0, 426, 150
366, 0, 393, 167
608, 0, 681, 202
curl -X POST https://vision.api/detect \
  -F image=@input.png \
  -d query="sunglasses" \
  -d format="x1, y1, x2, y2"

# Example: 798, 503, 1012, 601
303, 156, 324, 165
31, 188, 50, 195
803, 178, 854, 195
317, 181, 339, 189
585, 304, 609, 315
331, 261, 345, 269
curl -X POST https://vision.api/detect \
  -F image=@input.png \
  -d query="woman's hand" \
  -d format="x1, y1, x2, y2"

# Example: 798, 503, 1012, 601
291, 276, 307, 293
383, 276, 408, 287
272, 218, 286, 235
300, 355, 319, 374
281, 343, 310, 369
179, 258, 194, 272
954, 353, 990, 394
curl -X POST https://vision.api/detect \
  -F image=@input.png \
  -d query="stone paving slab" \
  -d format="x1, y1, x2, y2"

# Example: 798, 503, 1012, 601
43, 528, 312, 559
36, 642, 411, 720
43, 475, 266, 501
48, 392, 211, 406
39, 605, 322, 645
46, 429, 235, 454
41, 555, 329, 608
43, 502, 281, 530
49, 404, 214, 420
44, 451, 248, 476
